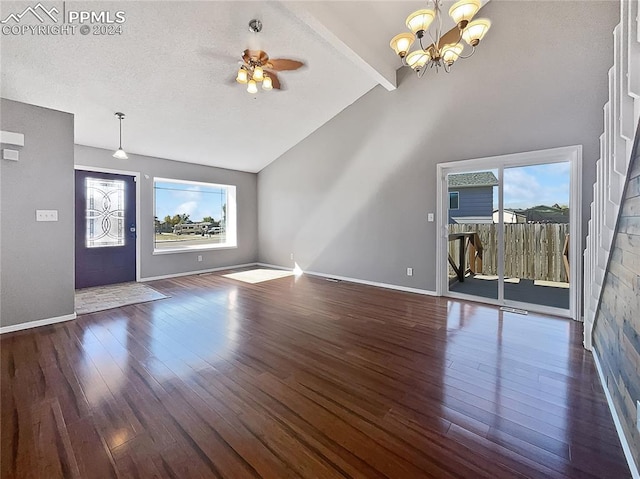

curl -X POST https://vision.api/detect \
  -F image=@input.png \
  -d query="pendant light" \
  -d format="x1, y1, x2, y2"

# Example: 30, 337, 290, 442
113, 112, 128, 160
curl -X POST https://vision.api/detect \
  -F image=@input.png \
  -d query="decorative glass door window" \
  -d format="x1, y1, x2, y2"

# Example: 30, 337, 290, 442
85, 177, 126, 248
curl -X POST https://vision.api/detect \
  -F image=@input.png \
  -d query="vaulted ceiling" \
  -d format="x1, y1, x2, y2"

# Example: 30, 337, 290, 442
0, 1, 486, 172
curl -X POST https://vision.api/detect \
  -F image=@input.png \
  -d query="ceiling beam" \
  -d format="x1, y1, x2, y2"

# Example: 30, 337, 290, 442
280, 1, 398, 91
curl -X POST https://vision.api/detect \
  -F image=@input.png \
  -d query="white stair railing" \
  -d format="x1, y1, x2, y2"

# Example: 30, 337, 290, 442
584, 0, 640, 350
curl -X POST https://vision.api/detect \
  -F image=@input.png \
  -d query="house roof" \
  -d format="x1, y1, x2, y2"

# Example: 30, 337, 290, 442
448, 172, 499, 188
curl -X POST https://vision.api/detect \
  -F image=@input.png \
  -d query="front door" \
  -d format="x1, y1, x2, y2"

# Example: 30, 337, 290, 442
75, 170, 136, 289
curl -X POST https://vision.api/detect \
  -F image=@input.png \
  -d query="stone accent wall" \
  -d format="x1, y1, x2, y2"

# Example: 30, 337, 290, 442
594, 127, 640, 471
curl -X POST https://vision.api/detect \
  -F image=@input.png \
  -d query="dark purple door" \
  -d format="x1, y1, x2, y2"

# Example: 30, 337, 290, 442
75, 170, 136, 289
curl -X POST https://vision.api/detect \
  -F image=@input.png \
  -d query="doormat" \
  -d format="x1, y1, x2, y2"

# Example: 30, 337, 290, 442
75, 282, 169, 315
223, 269, 294, 284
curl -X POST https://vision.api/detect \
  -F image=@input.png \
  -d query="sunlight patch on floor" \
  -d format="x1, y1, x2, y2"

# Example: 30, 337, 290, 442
223, 269, 295, 284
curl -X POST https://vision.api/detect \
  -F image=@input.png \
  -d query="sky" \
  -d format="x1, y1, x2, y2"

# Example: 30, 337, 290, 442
489, 162, 570, 210
155, 181, 226, 223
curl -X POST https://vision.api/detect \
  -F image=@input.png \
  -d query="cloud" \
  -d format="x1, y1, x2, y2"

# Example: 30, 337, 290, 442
176, 201, 198, 216
500, 163, 570, 209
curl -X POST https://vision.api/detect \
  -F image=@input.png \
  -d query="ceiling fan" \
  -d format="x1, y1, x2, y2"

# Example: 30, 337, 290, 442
235, 19, 305, 94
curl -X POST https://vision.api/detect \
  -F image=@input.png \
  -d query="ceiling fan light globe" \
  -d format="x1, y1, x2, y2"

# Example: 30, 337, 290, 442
405, 9, 436, 35
449, 0, 481, 27
247, 79, 258, 94
262, 76, 273, 90
236, 68, 248, 84
113, 148, 128, 160
462, 18, 491, 46
253, 66, 264, 81
390, 32, 415, 58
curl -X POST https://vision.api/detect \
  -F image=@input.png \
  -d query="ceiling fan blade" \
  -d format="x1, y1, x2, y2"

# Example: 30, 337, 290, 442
242, 49, 269, 64
198, 48, 238, 63
266, 59, 304, 71
265, 71, 282, 90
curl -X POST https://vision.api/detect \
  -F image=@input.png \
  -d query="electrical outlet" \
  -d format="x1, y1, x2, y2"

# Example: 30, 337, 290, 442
197, 255, 203, 262
290, 253, 294, 260
35, 210, 58, 222
407, 267, 413, 277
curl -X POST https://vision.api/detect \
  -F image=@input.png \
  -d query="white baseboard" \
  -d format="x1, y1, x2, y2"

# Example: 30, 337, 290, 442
257, 263, 437, 296
592, 348, 640, 479
139, 263, 258, 282
0, 312, 77, 335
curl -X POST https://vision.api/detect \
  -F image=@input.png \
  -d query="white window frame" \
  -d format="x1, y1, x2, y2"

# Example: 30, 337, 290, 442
152, 177, 237, 255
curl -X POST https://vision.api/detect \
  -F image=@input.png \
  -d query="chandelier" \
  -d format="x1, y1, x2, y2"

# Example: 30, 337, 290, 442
389, 0, 491, 76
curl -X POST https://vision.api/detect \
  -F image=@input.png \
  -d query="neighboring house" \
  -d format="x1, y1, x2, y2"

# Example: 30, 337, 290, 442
492, 209, 527, 223
519, 204, 570, 223
448, 172, 499, 224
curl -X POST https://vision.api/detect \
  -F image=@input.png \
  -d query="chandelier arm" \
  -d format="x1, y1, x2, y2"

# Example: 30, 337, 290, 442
458, 45, 476, 60
419, 36, 427, 52
436, 0, 444, 49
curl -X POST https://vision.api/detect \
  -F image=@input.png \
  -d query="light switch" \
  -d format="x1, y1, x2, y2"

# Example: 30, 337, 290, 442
428, 213, 434, 222
36, 210, 58, 222
2, 149, 19, 161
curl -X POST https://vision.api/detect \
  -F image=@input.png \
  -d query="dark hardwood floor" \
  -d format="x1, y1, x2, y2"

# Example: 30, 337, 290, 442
0, 270, 631, 478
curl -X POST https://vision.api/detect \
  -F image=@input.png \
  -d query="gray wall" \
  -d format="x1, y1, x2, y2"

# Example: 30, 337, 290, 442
75, 145, 258, 279
258, 1, 618, 291
1, 99, 75, 328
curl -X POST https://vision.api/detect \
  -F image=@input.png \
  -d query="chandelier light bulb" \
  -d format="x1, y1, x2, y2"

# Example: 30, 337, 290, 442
462, 18, 491, 46
247, 79, 258, 94
406, 50, 431, 70
449, 0, 481, 28
389, 32, 415, 58
262, 75, 273, 90
405, 9, 436, 37
441, 44, 464, 65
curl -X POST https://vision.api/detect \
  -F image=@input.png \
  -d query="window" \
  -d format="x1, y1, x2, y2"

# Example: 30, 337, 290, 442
449, 191, 460, 210
153, 178, 237, 253
86, 177, 125, 248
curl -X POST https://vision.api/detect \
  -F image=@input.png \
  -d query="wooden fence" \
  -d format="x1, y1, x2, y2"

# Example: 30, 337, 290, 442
448, 223, 570, 282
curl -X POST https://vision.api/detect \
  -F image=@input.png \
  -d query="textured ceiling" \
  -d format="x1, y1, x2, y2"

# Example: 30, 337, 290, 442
0, 1, 378, 172
0, 0, 489, 172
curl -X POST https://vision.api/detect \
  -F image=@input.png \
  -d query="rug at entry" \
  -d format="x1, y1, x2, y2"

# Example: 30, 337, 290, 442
75, 282, 169, 315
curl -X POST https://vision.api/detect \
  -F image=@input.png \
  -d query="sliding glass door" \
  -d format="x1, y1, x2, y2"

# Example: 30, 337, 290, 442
438, 147, 580, 319
502, 163, 571, 309
446, 169, 499, 301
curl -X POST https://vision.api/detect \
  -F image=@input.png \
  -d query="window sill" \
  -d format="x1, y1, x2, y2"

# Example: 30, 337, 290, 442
153, 244, 238, 255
